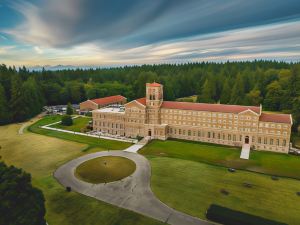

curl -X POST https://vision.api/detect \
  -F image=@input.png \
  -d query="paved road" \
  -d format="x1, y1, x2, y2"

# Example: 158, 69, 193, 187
54, 150, 213, 225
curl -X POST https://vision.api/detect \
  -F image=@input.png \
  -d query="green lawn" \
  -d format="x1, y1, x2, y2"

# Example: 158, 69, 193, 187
149, 156, 300, 225
75, 156, 136, 184
51, 116, 91, 132
139, 139, 300, 179
0, 120, 163, 225
28, 115, 132, 151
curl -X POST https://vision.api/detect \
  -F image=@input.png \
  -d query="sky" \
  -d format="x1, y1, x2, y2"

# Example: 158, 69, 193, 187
0, 0, 300, 67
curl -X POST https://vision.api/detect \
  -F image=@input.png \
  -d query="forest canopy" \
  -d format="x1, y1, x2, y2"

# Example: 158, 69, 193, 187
0, 61, 299, 131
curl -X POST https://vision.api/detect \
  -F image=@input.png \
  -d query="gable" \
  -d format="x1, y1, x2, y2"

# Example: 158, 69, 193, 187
125, 100, 146, 110
238, 109, 259, 116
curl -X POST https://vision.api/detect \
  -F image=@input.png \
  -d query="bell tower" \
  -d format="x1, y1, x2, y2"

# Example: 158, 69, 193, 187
146, 82, 163, 107
145, 82, 163, 124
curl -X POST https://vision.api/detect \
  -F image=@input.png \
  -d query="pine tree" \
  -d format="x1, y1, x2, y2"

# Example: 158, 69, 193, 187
220, 79, 231, 104
0, 84, 10, 124
10, 74, 27, 122
66, 102, 73, 115
230, 74, 245, 105
197, 79, 215, 103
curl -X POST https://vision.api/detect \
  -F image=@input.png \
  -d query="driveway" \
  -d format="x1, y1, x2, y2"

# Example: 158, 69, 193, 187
54, 150, 212, 225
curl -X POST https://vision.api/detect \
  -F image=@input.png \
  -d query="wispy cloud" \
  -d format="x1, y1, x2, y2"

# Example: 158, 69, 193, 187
1, 0, 300, 66
5, 0, 300, 49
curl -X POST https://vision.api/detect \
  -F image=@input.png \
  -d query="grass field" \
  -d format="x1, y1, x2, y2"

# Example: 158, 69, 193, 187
0, 120, 163, 225
75, 156, 136, 183
28, 115, 132, 151
148, 156, 300, 225
140, 139, 300, 179
51, 116, 91, 132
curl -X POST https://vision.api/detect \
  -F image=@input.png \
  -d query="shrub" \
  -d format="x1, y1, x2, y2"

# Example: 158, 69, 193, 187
206, 204, 287, 225
66, 186, 72, 192
61, 115, 73, 126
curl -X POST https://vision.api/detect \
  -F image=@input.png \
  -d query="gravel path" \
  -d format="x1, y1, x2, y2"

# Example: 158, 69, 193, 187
54, 150, 212, 225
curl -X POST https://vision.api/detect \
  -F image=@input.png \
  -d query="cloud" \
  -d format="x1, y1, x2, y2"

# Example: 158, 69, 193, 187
33, 46, 43, 54
0, 35, 7, 40
5, 0, 300, 49
2, 19, 300, 67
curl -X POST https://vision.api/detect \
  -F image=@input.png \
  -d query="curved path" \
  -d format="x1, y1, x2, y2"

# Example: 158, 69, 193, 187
54, 150, 212, 225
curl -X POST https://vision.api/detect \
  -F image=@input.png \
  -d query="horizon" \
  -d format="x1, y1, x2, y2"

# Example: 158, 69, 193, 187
1, 0, 300, 67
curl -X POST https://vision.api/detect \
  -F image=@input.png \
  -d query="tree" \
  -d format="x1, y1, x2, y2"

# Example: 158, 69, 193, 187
230, 74, 245, 105
10, 74, 27, 122
22, 77, 44, 118
263, 81, 283, 111
66, 102, 73, 115
220, 79, 231, 104
0, 162, 46, 225
61, 115, 73, 126
197, 78, 215, 103
292, 97, 300, 133
0, 84, 10, 124
245, 89, 262, 106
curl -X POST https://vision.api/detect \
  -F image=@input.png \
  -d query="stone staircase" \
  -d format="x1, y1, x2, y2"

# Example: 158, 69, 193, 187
240, 144, 250, 159
124, 137, 150, 153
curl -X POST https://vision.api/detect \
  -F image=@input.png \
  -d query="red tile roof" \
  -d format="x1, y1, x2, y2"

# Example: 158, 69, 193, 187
146, 82, 161, 87
259, 113, 292, 124
135, 97, 146, 106
90, 95, 126, 105
161, 101, 261, 114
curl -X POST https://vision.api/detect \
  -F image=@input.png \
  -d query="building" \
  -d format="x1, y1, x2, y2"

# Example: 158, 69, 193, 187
93, 82, 292, 153
80, 95, 127, 112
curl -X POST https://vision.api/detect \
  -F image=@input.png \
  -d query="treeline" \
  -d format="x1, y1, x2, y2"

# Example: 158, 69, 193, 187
0, 61, 299, 131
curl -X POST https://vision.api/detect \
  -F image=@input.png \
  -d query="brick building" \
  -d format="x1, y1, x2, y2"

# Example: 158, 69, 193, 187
80, 95, 127, 112
92, 82, 292, 153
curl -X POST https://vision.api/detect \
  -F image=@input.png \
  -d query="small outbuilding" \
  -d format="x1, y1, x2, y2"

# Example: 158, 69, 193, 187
80, 95, 127, 112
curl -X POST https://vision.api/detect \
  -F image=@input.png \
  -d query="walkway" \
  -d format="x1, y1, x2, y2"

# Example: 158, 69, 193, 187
54, 150, 212, 225
124, 137, 149, 153
41, 116, 137, 144
240, 144, 250, 159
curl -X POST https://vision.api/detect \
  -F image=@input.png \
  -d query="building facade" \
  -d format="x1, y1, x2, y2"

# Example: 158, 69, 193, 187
93, 82, 292, 153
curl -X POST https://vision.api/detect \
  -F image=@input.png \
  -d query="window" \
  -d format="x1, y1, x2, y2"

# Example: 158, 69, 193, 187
283, 139, 286, 146
198, 131, 201, 136
276, 139, 279, 146
228, 134, 231, 140
258, 137, 261, 144
270, 139, 274, 145
233, 135, 236, 141
188, 130, 191, 136
264, 138, 267, 144
179, 129, 181, 135
218, 133, 221, 139
208, 132, 211, 138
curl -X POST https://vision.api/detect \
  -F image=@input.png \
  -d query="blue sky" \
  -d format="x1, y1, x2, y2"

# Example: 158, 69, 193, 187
0, 0, 300, 67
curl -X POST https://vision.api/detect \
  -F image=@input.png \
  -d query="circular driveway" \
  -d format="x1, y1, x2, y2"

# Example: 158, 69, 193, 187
54, 150, 212, 225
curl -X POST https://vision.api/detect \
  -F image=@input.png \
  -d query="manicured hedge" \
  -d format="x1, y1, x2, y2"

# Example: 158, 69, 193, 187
206, 204, 287, 225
